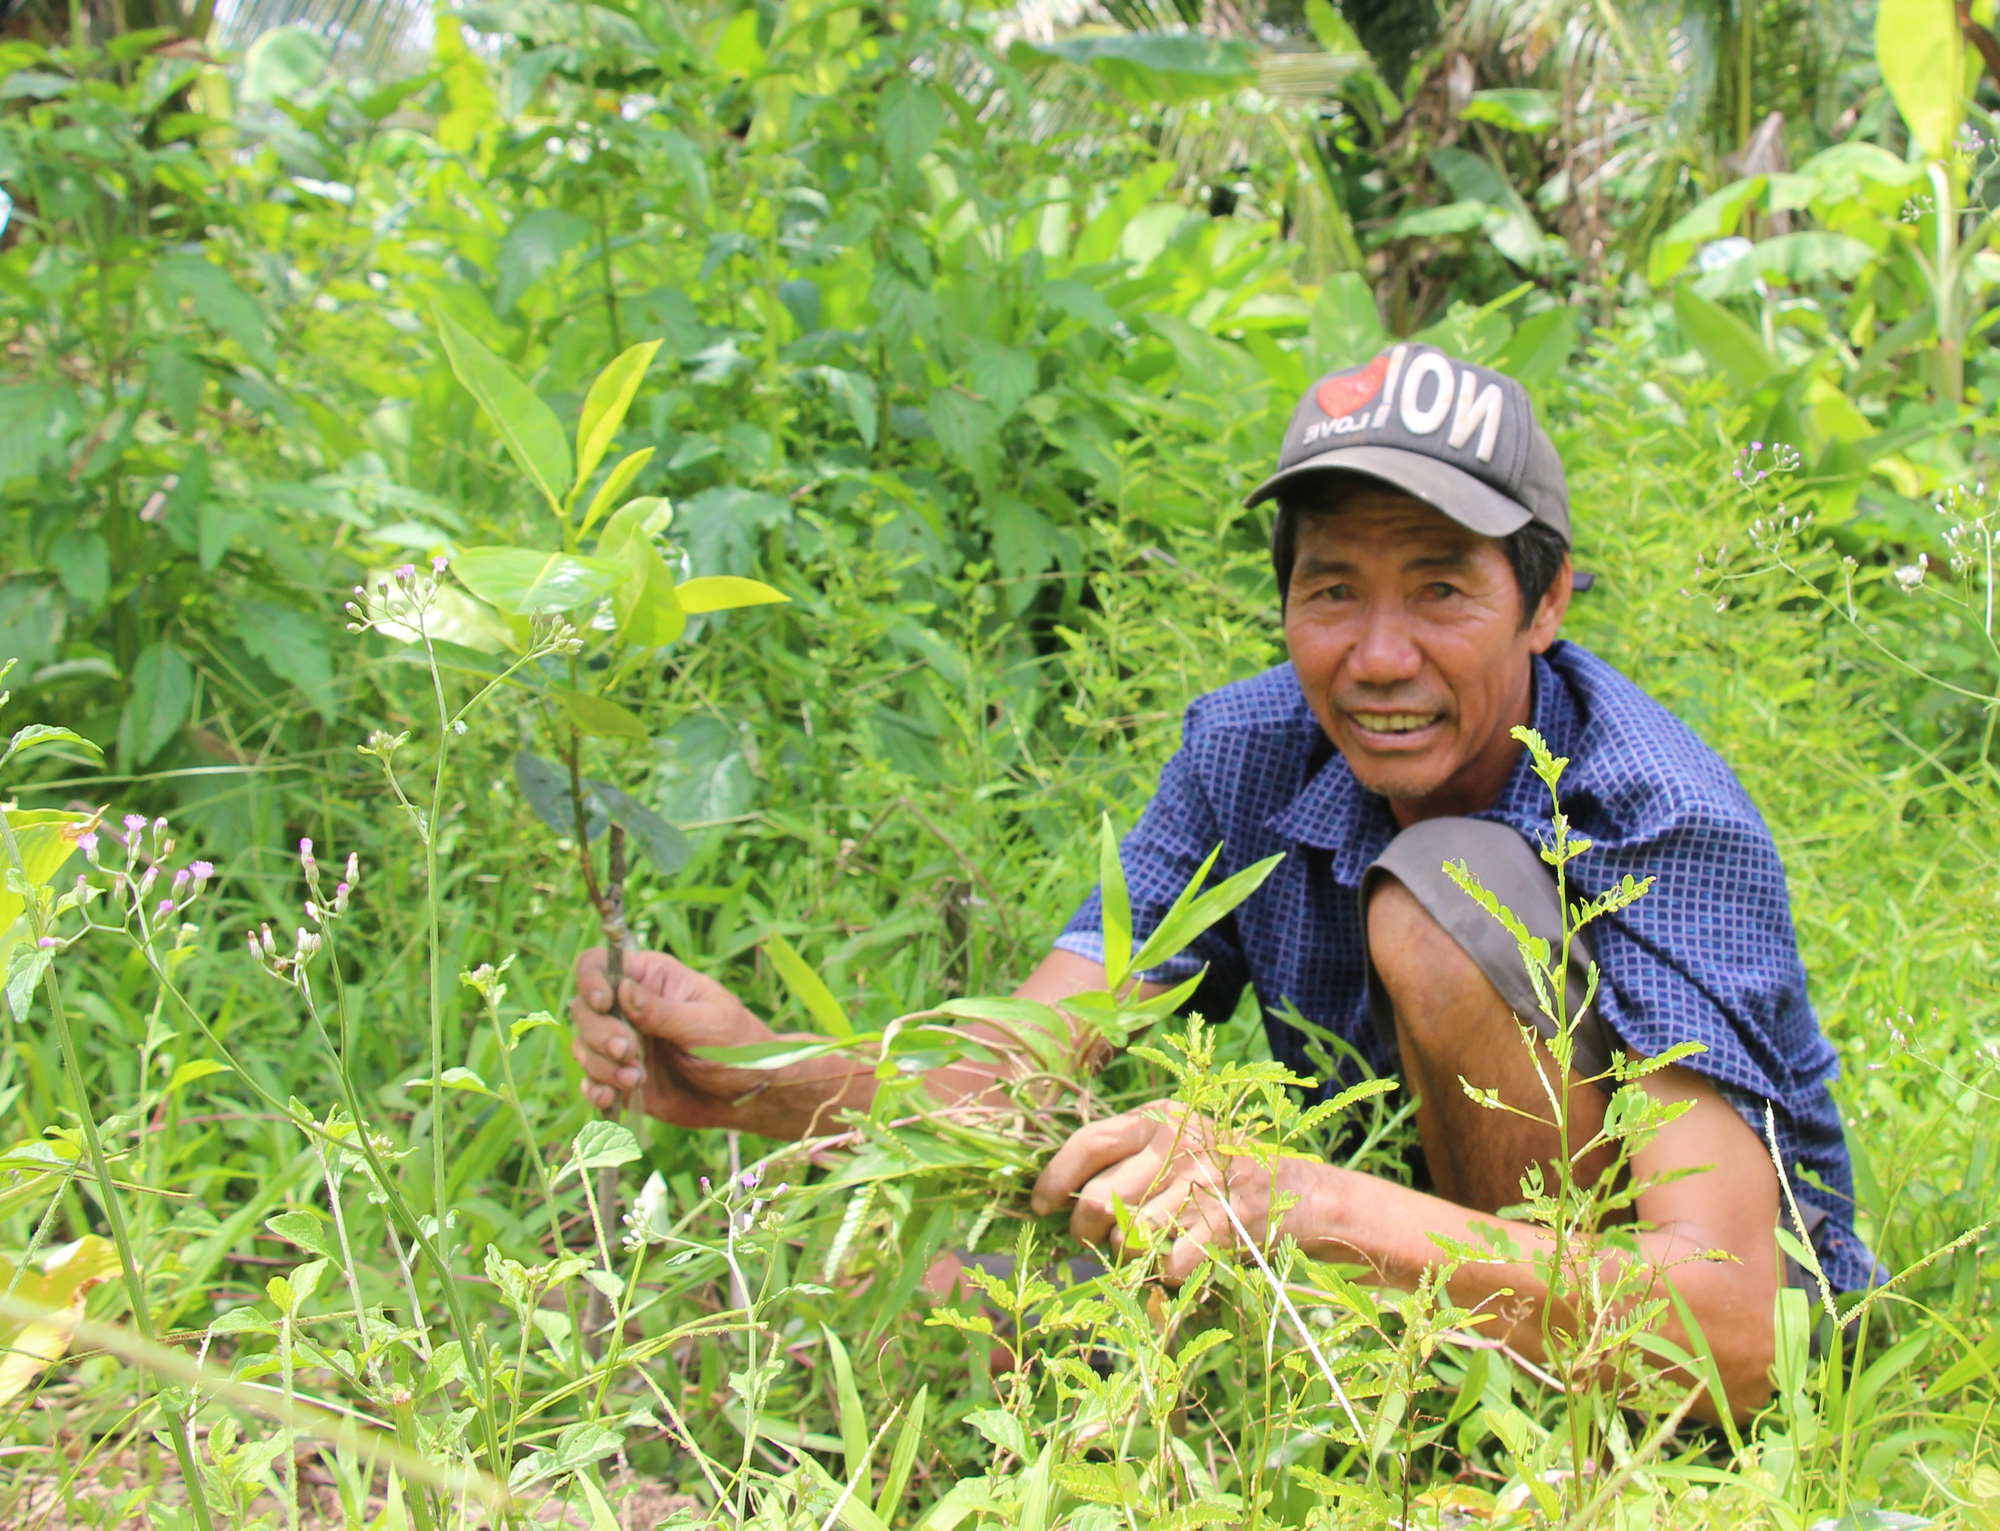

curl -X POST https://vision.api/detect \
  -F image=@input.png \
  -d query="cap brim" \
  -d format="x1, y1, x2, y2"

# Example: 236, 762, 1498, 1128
1243, 445, 1535, 538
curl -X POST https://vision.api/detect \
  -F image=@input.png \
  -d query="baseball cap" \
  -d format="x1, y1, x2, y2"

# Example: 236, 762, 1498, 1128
1244, 342, 1571, 546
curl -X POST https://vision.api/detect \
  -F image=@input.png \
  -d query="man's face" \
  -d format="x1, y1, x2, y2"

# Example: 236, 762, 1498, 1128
1282, 490, 1569, 820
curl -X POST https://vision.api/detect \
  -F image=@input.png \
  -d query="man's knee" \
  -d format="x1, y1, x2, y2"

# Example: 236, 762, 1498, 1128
1366, 875, 1507, 1061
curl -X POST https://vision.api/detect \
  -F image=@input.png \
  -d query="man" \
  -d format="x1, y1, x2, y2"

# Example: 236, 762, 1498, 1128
570, 343, 1872, 1420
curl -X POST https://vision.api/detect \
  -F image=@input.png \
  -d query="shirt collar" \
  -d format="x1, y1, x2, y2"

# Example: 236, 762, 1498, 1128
1265, 649, 1572, 885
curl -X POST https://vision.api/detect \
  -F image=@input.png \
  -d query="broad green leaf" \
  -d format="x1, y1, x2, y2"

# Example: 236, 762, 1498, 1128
117, 640, 193, 767
1306, 271, 1384, 374
1496, 307, 1575, 383
1017, 33, 1254, 106
0, 809, 91, 961
514, 752, 606, 841
762, 932, 852, 1038
613, 544, 688, 649
1460, 88, 1556, 133
579, 449, 656, 537
1876, 0, 1962, 159
435, 312, 573, 514
265, 1210, 339, 1260
877, 77, 943, 176
572, 340, 663, 509
166, 1059, 231, 1095
1672, 288, 1776, 394
1098, 815, 1132, 987
557, 691, 648, 741
570, 1120, 642, 1176
674, 576, 789, 614
588, 780, 692, 874
0, 1236, 121, 1407
494, 207, 591, 315
1648, 176, 1767, 285
2, 725, 100, 770
1128, 851, 1285, 978
454, 546, 622, 613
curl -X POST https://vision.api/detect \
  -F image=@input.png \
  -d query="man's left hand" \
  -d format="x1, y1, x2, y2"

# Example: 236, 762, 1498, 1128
1029, 1102, 1296, 1284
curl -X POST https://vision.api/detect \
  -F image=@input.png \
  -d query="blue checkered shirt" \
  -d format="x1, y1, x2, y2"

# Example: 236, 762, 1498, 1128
1056, 641, 1876, 1292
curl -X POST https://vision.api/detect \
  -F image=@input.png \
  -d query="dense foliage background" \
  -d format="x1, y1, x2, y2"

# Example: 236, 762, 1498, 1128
1, 0, 1998, 1524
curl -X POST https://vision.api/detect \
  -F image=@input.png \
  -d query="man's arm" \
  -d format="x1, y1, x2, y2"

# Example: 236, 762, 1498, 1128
570, 946, 1130, 1139
1031, 1060, 1780, 1424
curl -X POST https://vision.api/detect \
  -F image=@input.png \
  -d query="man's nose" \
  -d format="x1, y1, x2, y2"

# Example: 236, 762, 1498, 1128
1344, 603, 1424, 686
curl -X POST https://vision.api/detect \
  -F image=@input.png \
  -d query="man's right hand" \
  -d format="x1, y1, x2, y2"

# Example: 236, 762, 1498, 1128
571, 948, 795, 1131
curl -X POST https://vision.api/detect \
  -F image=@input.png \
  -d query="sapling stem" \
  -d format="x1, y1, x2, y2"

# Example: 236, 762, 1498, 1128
565, 733, 638, 1355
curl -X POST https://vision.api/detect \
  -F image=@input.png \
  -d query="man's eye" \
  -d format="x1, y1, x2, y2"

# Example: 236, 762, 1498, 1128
1318, 583, 1354, 601
1420, 582, 1459, 599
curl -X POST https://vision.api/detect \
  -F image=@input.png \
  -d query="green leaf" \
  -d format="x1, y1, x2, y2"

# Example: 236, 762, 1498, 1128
166, 1059, 230, 1096
674, 576, 789, 614
117, 640, 193, 767
154, 255, 277, 373
1876, 0, 1962, 159
689, 1038, 861, 1069
1496, 307, 1575, 383
572, 341, 663, 510
588, 780, 692, 874
1017, 33, 1254, 106
2, 725, 101, 770
570, 1120, 642, 1175
434, 311, 573, 514
1672, 288, 1776, 393
1648, 176, 1767, 285
809, 367, 879, 447
821, 1326, 870, 1485
513, 752, 605, 841
1098, 815, 1132, 988
1306, 272, 1385, 373
454, 546, 622, 613
762, 933, 852, 1038
875, 1384, 927, 1521
1128, 851, 1284, 977
877, 77, 943, 177
613, 542, 688, 649
264, 1210, 338, 1261
239, 25, 328, 103
579, 449, 655, 537
495, 207, 592, 315
557, 691, 648, 741
1460, 88, 1557, 133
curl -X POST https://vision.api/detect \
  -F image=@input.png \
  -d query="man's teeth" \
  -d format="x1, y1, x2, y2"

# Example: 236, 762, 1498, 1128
1352, 713, 1439, 734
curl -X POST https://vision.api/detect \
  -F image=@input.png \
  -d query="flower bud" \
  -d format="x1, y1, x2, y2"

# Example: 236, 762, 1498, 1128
332, 882, 350, 915
78, 832, 99, 866
344, 852, 359, 884
432, 555, 449, 575
173, 868, 191, 893
37, 936, 55, 950
305, 900, 322, 925
138, 865, 159, 900
191, 861, 213, 884
122, 814, 147, 839
260, 925, 278, 958
156, 898, 174, 919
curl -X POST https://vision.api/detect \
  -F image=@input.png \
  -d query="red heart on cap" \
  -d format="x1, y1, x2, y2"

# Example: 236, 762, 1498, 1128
1315, 353, 1389, 420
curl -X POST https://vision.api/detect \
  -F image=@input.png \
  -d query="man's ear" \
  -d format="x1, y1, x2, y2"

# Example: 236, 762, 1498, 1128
1527, 554, 1573, 652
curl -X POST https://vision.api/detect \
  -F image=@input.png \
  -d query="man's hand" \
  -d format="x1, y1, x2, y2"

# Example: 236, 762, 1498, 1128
1030, 1102, 1300, 1284
571, 948, 788, 1129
